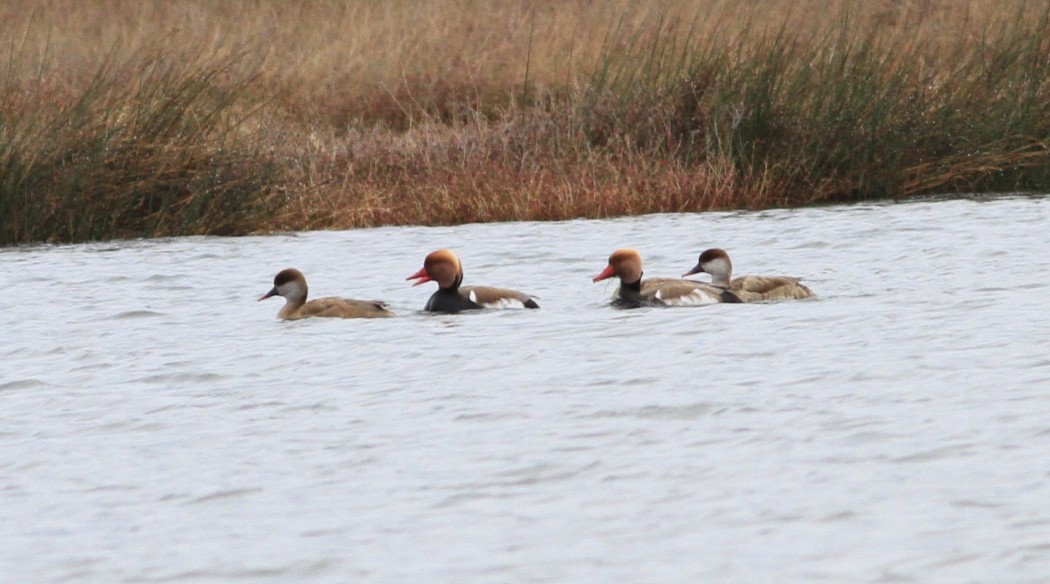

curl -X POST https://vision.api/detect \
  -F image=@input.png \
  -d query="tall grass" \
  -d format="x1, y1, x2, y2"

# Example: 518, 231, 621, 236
0, 49, 283, 244
579, 3, 1050, 203
2, 1, 1049, 245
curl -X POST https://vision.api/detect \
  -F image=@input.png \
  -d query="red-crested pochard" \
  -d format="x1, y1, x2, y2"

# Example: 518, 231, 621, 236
682, 248, 815, 302
406, 249, 539, 313
259, 268, 394, 320
593, 248, 741, 308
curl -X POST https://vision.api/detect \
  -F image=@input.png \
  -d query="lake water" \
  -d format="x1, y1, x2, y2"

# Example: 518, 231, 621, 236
2, 195, 1049, 583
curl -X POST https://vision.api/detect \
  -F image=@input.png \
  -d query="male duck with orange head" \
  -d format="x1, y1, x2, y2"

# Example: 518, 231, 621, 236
593, 248, 741, 308
407, 249, 540, 313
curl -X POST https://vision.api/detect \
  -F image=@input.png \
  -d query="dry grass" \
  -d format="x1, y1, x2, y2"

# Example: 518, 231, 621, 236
2, 0, 1049, 244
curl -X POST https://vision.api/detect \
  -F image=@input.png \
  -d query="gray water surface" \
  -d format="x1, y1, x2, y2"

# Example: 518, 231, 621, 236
3, 196, 1050, 583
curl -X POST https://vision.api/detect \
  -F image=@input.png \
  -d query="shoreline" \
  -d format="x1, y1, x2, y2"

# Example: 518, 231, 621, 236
3, 1, 1049, 245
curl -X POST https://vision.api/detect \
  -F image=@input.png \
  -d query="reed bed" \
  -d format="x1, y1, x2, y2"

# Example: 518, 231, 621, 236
1, 0, 1048, 245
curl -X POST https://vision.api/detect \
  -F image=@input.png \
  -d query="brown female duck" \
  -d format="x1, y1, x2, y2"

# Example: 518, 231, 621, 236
682, 248, 814, 302
259, 268, 394, 320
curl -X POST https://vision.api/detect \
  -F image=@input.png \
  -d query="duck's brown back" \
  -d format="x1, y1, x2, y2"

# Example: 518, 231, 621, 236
634, 278, 725, 306
460, 285, 539, 309
730, 275, 814, 302
290, 297, 395, 319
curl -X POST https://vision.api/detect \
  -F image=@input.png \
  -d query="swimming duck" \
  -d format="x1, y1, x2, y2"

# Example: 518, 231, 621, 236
406, 249, 539, 313
682, 248, 814, 302
259, 268, 395, 320
593, 248, 740, 308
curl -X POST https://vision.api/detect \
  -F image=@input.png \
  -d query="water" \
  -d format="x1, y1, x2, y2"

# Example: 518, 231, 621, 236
3, 195, 1049, 583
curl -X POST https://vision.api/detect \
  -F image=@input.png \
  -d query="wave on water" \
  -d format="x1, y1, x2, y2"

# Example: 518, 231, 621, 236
107, 310, 166, 320
0, 379, 49, 391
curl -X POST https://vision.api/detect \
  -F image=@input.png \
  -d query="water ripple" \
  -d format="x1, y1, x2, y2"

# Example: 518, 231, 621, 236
3, 195, 1050, 582
189, 487, 263, 504
106, 309, 166, 320
0, 379, 49, 391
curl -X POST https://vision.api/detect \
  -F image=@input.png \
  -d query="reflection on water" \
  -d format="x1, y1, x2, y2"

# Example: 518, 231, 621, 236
3, 196, 1050, 582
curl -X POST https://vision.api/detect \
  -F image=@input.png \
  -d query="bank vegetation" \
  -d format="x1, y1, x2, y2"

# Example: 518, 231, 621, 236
1, 0, 1048, 244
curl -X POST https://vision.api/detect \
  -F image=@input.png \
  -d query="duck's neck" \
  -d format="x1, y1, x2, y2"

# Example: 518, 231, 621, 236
620, 274, 643, 296
278, 293, 307, 319
440, 273, 463, 292
612, 274, 648, 308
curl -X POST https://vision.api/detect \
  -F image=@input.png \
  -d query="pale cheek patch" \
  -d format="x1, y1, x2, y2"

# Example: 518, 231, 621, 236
704, 258, 731, 283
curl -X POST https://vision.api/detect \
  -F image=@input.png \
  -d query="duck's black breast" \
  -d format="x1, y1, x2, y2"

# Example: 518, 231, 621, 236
612, 293, 665, 309
612, 278, 663, 309
424, 288, 481, 313
611, 296, 646, 309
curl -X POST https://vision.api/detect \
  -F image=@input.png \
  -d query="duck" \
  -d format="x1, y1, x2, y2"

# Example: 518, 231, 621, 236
593, 248, 741, 308
259, 268, 395, 320
682, 248, 814, 302
406, 249, 539, 313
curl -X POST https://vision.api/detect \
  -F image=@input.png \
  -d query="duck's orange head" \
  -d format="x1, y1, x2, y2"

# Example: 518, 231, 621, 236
406, 249, 463, 289
593, 248, 643, 284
